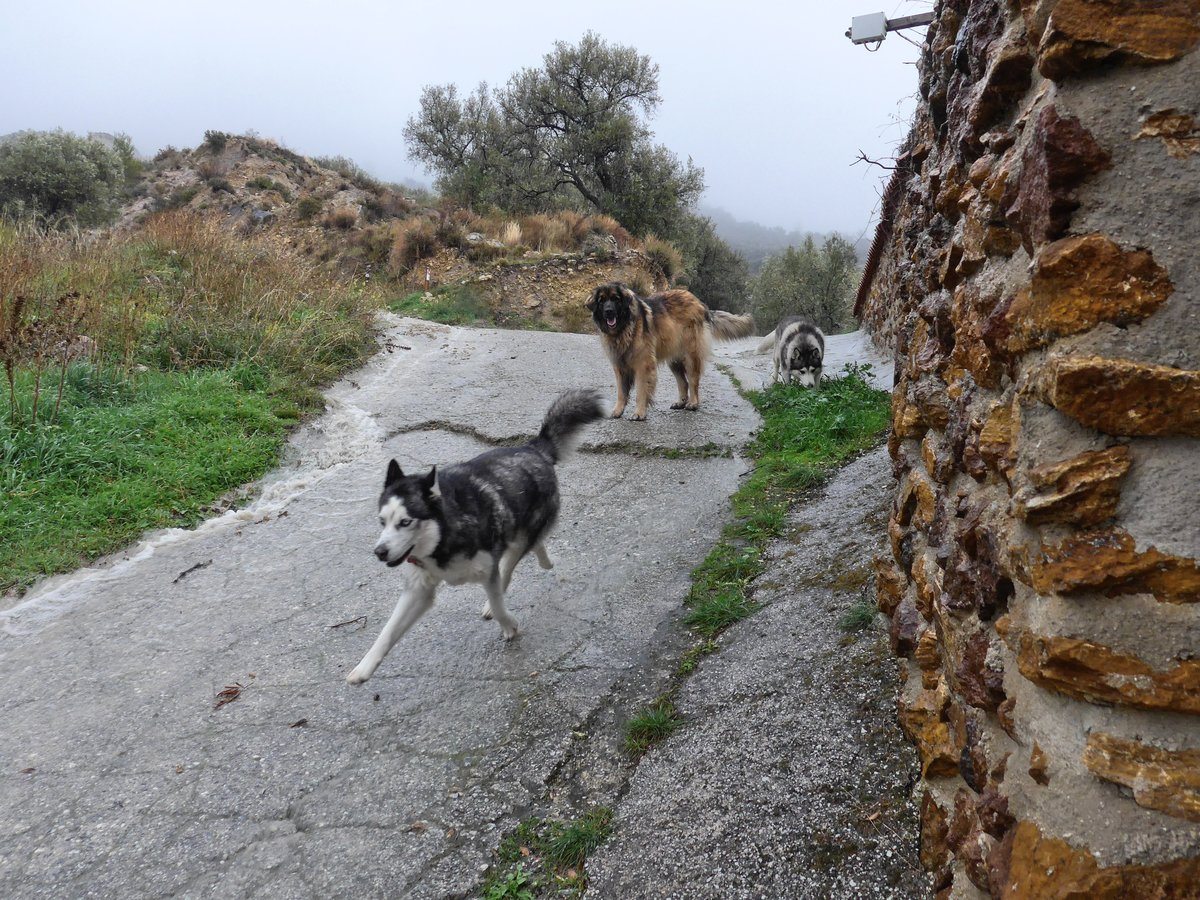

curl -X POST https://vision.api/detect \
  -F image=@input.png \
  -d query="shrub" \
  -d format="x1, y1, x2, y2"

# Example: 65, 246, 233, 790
202, 130, 229, 153
353, 224, 394, 268
465, 241, 507, 263
153, 146, 182, 165
167, 185, 200, 209
434, 219, 466, 249
111, 133, 143, 192
582, 232, 615, 260
295, 195, 322, 221
500, 221, 522, 247
642, 235, 683, 283
558, 210, 589, 245
312, 154, 384, 194
519, 214, 551, 250
360, 194, 385, 222
207, 178, 233, 195
0, 130, 125, 226
590, 213, 632, 247
626, 270, 655, 297
324, 207, 358, 230
380, 190, 415, 218
196, 158, 230, 182
388, 218, 438, 273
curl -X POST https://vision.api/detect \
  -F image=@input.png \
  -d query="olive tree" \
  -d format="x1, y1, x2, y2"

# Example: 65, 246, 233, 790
405, 32, 704, 236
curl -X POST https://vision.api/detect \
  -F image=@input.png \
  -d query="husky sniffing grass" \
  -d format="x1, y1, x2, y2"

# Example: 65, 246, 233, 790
758, 317, 825, 386
347, 389, 604, 685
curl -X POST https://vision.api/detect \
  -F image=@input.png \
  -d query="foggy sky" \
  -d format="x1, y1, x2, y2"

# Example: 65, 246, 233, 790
0, 1, 927, 236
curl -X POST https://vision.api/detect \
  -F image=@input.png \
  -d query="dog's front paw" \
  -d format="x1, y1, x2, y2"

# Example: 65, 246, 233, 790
670, 401, 686, 410
346, 667, 371, 686
630, 413, 646, 421
684, 403, 699, 411
502, 623, 519, 641
610, 408, 624, 419
481, 601, 493, 620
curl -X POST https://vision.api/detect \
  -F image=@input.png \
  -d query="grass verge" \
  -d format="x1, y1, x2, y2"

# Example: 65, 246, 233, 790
682, 364, 890, 643
1, 366, 300, 593
482, 808, 613, 899
389, 284, 490, 326
620, 364, 891, 756
1, 212, 379, 595
389, 284, 559, 332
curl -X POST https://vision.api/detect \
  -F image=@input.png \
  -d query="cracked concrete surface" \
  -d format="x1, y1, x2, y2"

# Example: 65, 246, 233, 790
587, 447, 929, 899
0, 317, 756, 899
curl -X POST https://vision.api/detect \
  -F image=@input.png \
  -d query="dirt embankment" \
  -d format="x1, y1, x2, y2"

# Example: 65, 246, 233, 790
403, 247, 665, 332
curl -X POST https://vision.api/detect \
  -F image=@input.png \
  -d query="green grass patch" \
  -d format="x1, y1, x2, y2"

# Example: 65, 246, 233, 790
839, 598, 877, 633
624, 696, 682, 755
389, 284, 490, 326
482, 808, 613, 898
682, 364, 890, 641
676, 639, 718, 675
0, 365, 298, 594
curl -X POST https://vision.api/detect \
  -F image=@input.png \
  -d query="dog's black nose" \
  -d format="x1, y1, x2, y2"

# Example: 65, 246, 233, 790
374, 546, 389, 561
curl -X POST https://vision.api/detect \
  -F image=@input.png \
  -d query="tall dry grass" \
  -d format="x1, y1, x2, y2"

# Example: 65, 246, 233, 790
1, 211, 378, 426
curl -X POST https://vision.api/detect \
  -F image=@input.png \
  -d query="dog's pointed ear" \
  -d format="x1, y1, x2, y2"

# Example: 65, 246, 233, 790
421, 465, 438, 495
586, 286, 600, 310
620, 283, 637, 303
385, 459, 403, 484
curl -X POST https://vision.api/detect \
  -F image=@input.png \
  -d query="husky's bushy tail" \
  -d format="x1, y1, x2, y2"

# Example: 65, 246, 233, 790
706, 309, 755, 342
756, 334, 775, 353
535, 389, 604, 462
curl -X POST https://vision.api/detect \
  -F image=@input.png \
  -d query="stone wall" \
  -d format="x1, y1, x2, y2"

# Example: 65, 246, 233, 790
860, 1, 1200, 896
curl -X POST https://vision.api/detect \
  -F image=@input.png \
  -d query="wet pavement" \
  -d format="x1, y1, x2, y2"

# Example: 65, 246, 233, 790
0, 320, 913, 899
0, 317, 754, 898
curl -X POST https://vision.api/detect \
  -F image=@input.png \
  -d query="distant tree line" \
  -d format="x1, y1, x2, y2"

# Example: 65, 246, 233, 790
741, 235, 859, 334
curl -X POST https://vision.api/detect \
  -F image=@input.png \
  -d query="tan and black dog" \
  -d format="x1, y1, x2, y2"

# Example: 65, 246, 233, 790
587, 282, 754, 420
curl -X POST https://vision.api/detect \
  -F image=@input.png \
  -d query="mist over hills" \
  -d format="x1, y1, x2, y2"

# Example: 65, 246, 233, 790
700, 204, 871, 273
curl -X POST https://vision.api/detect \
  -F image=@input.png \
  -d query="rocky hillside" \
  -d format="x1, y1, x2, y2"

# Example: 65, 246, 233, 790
119, 133, 663, 331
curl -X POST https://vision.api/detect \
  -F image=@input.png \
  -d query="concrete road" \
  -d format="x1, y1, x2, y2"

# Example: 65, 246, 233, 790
588, 447, 928, 898
0, 317, 758, 899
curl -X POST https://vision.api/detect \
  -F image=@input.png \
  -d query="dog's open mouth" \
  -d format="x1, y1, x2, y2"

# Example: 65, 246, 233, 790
605, 314, 617, 329
385, 543, 416, 567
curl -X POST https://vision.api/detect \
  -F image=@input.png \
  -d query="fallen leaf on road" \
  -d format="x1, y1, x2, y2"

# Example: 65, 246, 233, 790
174, 765, 184, 774
328, 615, 367, 630
519, 846, 531, 857
213, 683, 243, 710
20, 767, 35, 775
290, 718, 308, 728
406, 821, 428, 833
373, 694, 380, 702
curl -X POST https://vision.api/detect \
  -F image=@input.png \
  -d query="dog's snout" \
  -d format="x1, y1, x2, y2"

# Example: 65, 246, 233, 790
373, 545, 389, 561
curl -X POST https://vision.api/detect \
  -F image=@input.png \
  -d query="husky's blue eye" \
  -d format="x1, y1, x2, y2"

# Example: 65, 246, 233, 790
399, 518, 412, 527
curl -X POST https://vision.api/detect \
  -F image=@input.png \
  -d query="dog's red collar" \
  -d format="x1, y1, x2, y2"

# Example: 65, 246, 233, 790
407, 556, 425, 569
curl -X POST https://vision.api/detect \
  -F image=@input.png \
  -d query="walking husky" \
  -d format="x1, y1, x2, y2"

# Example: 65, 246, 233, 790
759, 317, 825, 387
347, 389, 603, 685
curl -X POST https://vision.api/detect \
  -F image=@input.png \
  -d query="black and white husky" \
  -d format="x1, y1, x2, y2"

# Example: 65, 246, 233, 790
346, 389, 604, 685
758, 317, 825, 386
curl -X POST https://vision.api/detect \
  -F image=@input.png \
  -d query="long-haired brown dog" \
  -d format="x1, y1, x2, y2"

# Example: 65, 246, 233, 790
587, 282, 754, 420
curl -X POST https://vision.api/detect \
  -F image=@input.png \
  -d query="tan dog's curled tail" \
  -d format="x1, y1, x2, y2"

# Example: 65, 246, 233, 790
707, 309, 755, 342
756, 334, 775, 354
